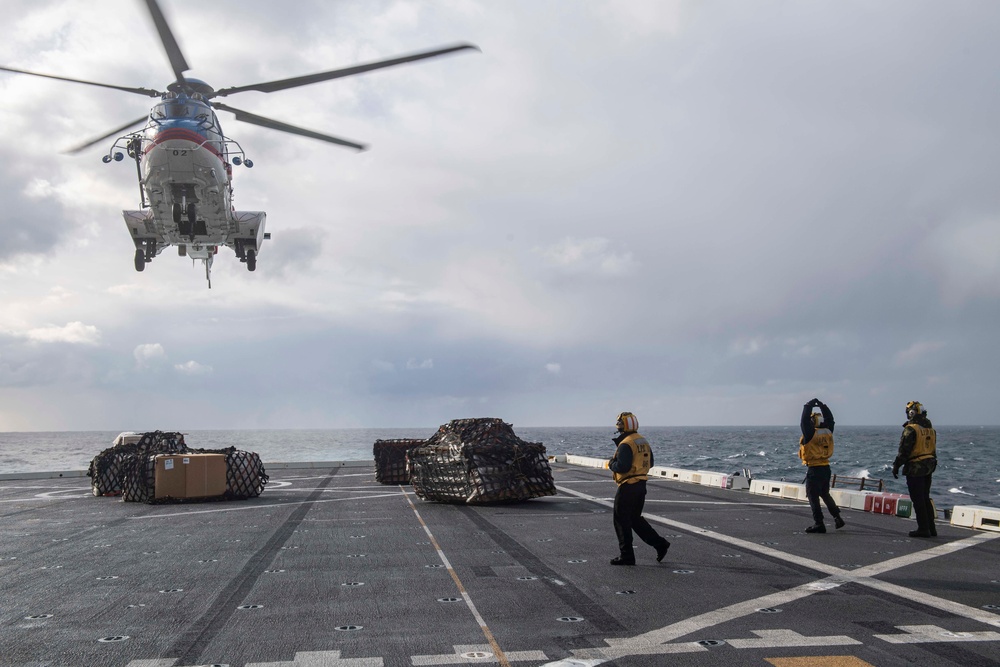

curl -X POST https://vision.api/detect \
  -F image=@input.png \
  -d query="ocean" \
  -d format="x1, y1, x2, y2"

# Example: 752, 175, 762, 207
1, 425, 997, 509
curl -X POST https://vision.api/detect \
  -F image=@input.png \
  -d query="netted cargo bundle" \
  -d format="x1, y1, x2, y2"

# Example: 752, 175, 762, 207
88, 431, 189, 496
373, 438, 426, 484
408, 418, 556, 504
189, 446, 269, 499
120, 453, 159, 503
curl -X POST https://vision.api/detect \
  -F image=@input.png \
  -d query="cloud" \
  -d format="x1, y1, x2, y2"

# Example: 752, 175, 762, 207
535, 237, 634, 277
894, 341, 946, 367
406, 358, 433, 370
174, 360, 213, 376
133, 343, 167, 369
545, 363, 561, 374
25, 322, 100, 345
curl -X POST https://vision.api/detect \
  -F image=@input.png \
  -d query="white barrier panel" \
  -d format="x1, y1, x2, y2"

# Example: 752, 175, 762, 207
697, 471, 728, 488
750, 479, 785, 497
649, 466, 682, 479
951, 505, 1000, 532
781, 483, 805, 500
565, 455, 607, 469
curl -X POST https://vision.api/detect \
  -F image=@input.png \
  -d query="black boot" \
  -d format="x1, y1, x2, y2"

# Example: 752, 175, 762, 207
610, 555, 636, 566
805, 523, 826, 534
908, 529, 931, 538
655, 539, 670, 563
834, 515, 846, 529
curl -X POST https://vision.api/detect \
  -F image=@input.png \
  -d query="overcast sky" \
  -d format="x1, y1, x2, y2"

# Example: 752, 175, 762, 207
1, 0, 998, 431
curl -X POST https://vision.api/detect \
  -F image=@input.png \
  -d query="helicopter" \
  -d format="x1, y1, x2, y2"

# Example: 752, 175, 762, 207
0, 0, 477, 287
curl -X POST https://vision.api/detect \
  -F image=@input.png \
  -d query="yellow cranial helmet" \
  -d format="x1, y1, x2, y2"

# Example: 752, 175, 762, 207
906, 401, 924, 418
616, 412, 638, 433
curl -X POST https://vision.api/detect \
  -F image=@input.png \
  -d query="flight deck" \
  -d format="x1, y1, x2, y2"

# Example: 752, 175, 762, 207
1, 460, 998, 666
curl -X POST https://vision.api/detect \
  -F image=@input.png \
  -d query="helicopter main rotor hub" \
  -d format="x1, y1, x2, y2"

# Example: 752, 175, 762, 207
167, 78, 215, 98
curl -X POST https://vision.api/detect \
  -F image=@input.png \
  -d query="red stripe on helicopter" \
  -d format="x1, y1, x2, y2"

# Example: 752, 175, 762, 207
145, 128, 225, 163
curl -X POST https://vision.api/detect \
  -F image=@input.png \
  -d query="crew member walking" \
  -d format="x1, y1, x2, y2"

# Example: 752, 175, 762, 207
799, 398, 845, 534
892, 401, 938, 538
607, 411, 670, 565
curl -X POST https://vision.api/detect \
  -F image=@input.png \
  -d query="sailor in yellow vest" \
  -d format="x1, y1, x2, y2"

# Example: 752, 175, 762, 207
607, 412, 670, 565
799, 398, 845, 533
892, 401, 938, 538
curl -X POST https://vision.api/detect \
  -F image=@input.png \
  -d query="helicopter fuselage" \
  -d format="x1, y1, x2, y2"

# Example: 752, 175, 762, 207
121, 92, 266, 287
143, 95, 233, 237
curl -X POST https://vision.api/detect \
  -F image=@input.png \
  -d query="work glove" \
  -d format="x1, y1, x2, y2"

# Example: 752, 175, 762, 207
892, 466, 899, 479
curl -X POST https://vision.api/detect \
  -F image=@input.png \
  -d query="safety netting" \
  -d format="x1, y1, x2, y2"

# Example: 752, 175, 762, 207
87, 431, 189, 496
373, 438, 426, 484
408, 418, 556, 504
189, 446, 269, 499
88, 431, 268, 503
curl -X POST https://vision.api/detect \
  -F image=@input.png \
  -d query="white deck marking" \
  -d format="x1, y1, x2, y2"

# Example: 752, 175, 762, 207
552, 483, 1000, 664
557, 485, 844, 575
874, 625, 1000, 644
411, 644, 547, 665
724, 629, 863, 649
401, 488, 520, 667
128, 493, 405, 519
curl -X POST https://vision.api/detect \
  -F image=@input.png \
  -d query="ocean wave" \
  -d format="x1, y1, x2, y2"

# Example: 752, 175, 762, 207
949, 487, 975, 496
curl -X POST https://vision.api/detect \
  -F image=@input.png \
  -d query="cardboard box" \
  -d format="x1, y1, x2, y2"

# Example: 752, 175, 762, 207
154, 454, 227, 500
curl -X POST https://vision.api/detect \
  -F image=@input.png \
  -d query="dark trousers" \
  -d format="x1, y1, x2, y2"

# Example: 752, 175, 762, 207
613, 480, 664, 557
805, 465, 841, 525
906, 474, 935, 532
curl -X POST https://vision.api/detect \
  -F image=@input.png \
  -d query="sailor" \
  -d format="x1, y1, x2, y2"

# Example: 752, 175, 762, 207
892, 401, 938, 537
607, 412, 670, 565
798, 398, 846, 533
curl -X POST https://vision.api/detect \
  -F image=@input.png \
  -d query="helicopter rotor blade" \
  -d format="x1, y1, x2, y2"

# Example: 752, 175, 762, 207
142, 0, 191, 86
0, 65, 162, 97
63, 115, 149, 155
212, 102, 366, 151
212, 43, 479, 97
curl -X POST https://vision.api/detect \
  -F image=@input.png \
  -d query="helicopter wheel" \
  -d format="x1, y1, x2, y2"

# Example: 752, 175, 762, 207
134, 248, 145, 272
246, 249, 256, 272
186, 202, 197, 226
172, 203, 182, 223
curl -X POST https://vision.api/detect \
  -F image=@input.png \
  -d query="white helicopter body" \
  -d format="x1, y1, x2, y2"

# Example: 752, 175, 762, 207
116, 88, 265, 287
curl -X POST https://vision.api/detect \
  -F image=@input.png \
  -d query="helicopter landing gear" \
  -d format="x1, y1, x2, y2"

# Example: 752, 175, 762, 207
134, 248, 145, 272
172, 202, 182, 223
186, 202, 196, 226
246, 249, 256, 271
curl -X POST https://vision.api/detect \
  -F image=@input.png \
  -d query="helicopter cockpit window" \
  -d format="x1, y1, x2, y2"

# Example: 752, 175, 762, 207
152, 102, 193, 119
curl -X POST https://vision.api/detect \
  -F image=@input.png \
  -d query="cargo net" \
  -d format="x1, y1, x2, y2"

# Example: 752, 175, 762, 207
408, 418, 555, 504
373, 438, 426, 484
190, 446, 269, 499
87, 431, 189, 497
119, 446, 269, 504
